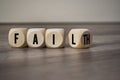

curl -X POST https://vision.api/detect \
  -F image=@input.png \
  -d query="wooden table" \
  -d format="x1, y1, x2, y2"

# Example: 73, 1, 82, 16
0, 23, 120, 80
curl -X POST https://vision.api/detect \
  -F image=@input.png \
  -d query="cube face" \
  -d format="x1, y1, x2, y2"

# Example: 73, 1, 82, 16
68, 29, 92, 48
8, 28, 28, 48
45, 29, 65, 48
27, 28, 45, 48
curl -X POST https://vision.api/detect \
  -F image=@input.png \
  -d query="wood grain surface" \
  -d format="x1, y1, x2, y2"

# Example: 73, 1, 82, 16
0, 23, 120, 80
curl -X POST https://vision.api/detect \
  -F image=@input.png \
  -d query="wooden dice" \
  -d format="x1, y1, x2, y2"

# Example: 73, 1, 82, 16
8, 28, 28, 47
68, 29, 92, 48
27, 28, 45, 48
8, 28, 92, 48
45, 29, 65, 48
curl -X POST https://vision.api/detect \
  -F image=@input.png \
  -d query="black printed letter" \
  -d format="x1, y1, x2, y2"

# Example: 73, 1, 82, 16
33, 34, 38, 44
53, 34, 55, 45
72, 34, 76, 45
83, 34, 90, 45
14, 33, 19, 44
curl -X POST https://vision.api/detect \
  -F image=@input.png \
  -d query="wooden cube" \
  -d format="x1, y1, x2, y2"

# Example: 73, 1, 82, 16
27, 28, 45, 48
45, 28, 65, 48
68, 29, 92, 48
8, 28, 28, 48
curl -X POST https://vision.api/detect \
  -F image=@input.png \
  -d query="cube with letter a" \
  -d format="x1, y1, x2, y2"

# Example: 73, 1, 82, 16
27, 28, 45, 48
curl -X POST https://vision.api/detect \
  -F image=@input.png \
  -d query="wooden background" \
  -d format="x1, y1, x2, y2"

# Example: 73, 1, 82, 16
0, 23, 120, 80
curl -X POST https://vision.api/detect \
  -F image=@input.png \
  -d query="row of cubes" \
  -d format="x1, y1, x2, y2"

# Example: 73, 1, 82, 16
8, 28, 92, 48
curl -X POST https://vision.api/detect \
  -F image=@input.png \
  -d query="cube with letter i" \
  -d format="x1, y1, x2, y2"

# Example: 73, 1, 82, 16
45, 28, 65, 48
